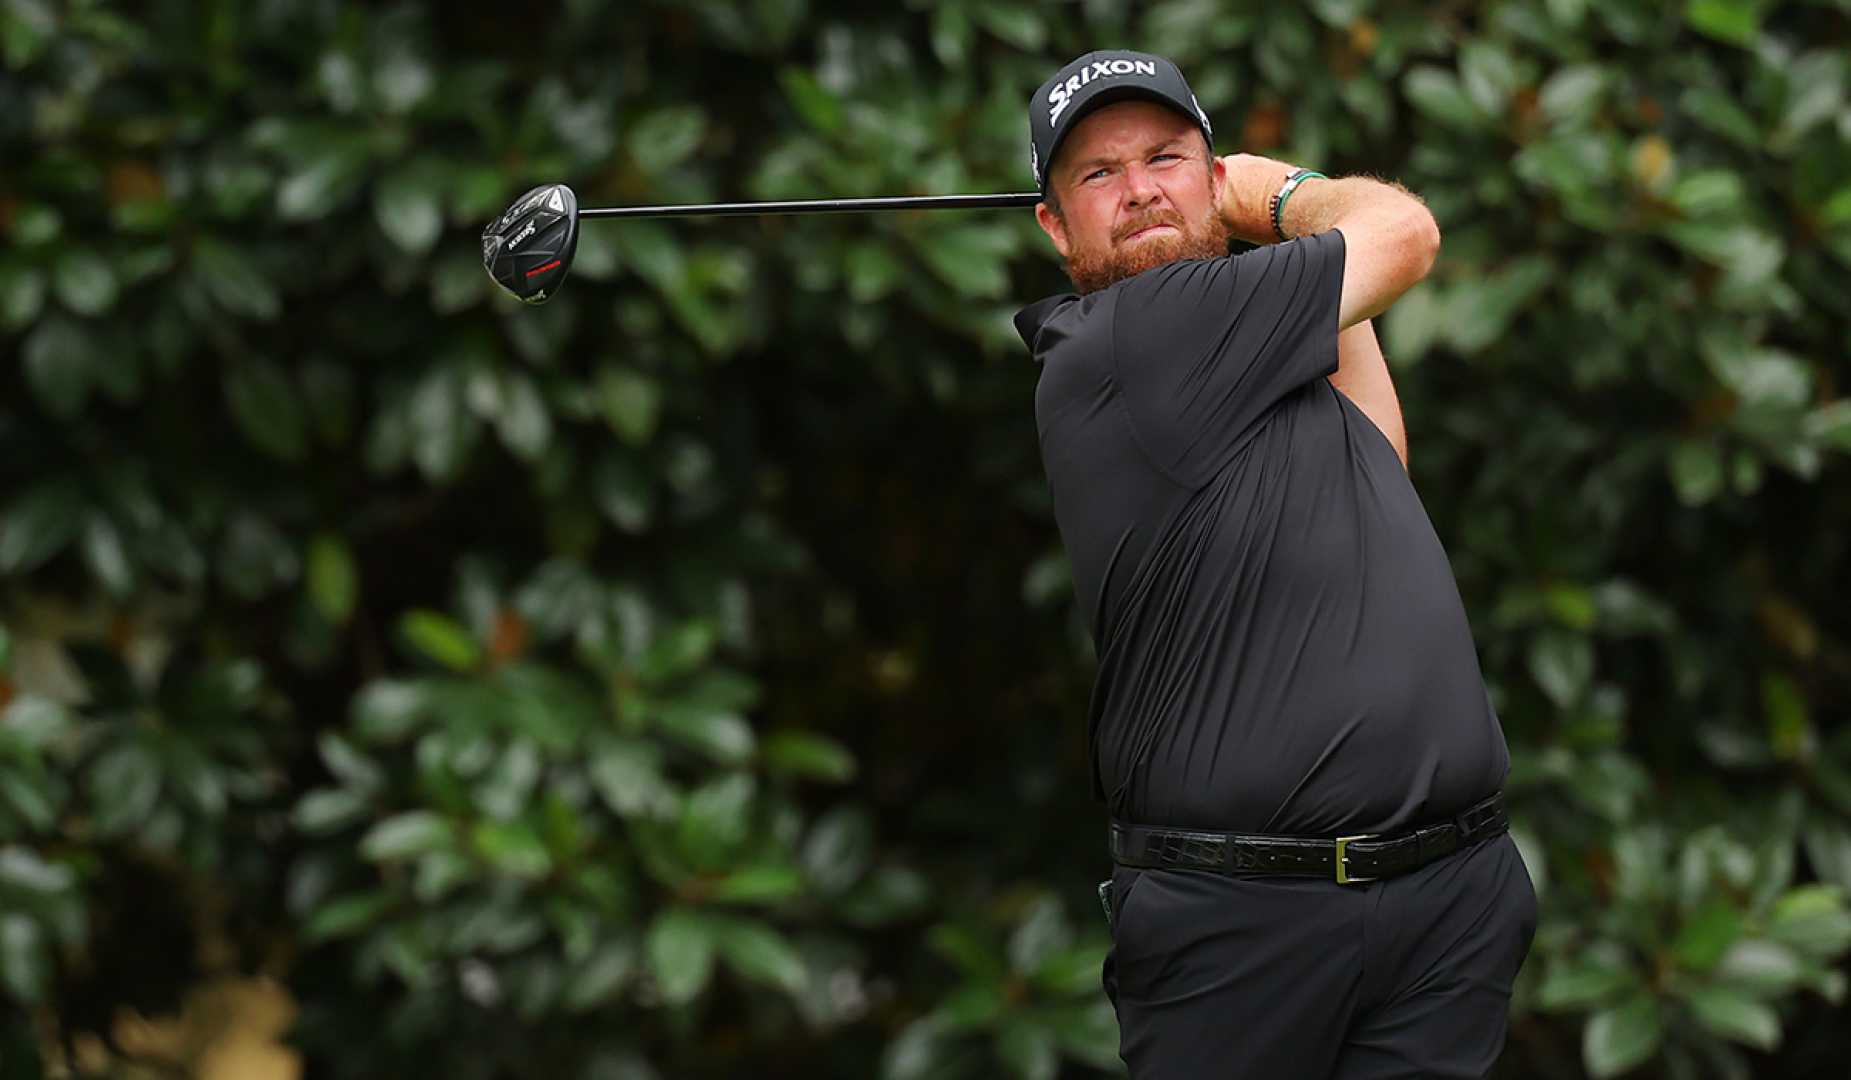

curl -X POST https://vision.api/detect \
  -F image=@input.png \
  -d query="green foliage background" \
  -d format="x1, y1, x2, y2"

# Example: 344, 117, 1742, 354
3, 0, 1851, 1077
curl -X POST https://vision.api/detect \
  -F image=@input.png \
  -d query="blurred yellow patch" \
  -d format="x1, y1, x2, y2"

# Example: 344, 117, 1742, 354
103, 977, 301, 1080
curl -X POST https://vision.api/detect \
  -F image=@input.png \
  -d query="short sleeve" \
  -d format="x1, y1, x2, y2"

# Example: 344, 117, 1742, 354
1110, 229, 1346, 483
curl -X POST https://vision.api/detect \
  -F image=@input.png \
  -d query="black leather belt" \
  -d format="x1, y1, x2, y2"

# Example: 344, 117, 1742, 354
1109, 791, 1508, 885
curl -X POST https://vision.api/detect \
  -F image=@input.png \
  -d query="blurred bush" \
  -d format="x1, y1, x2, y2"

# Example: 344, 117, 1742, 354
1, 0, 1849, 1077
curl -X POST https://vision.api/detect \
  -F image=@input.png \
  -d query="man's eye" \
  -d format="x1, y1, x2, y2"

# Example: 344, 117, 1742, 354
1151, 154, 1180, 164
1085, 169, 1110, 182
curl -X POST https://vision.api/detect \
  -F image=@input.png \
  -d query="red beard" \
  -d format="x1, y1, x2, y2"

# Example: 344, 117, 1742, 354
1063, 205, 1232, 294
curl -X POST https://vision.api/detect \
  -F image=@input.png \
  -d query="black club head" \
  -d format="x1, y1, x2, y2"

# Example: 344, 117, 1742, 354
481, 183, 579, 304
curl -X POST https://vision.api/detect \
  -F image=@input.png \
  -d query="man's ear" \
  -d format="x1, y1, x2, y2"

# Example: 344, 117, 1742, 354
1035, 200, 1071, 259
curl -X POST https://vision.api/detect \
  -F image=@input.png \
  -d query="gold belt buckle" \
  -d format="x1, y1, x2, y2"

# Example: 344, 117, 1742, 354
1335, 835, 1377, 885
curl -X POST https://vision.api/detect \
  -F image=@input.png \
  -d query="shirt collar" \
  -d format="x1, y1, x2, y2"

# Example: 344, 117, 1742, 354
1013, 293, 1078, 359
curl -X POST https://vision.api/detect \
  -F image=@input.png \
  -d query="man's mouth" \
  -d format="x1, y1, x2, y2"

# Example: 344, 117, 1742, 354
1121, 223, 1178, 242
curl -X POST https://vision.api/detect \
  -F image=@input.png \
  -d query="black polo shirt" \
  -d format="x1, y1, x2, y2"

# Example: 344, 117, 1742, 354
1015, 230, 1508, 836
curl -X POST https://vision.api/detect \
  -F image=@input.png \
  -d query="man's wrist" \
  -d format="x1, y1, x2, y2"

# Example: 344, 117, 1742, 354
1269, 169, 1327, 241
1218, 154, 1297, 245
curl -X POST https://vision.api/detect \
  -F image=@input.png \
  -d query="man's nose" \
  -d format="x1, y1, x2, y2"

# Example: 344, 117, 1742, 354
1123, 163, 1165, 208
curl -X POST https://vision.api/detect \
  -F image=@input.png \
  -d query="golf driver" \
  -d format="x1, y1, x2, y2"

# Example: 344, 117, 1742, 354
481, 184, 1040, 304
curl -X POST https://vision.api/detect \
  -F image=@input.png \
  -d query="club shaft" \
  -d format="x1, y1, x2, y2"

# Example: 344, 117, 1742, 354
578, 192, 1042, 219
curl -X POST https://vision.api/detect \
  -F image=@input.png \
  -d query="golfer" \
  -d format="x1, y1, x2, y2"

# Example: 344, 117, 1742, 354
1015, 52, 1536, 1079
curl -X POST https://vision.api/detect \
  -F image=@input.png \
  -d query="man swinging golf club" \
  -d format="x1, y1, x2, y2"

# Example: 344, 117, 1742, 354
1015, 51, 1536, 1079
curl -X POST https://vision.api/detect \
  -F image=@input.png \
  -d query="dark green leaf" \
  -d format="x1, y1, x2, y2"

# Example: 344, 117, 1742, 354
353, 680, 430, 742
1528, 629, 1593, 708
1445, 257, 1552, 354
1685, 0, 1759, 45
53, 250, 118, 316
1713, 939, 1804, 995
1031, 942, 1109, 997
915, 226, 1013, 298
0, 692, 66, 752
801, 806, 874, 895
593, 451, 655, 533
0, 915, 50, 1002
1048, 1000, 1122, 1069
0, 848, 74, 896
1670, 440, 1724, 507
361, 810, 455, 861
655, 704, 753, 766
11, 205, 60, 245
1007, 895, 1072, 976
927, 923, 1004, 982
0, 0, 57, 67
318, 732, 384, 791
716, 917, 807, 994
494, 373, 552, 461
1673, 902, 1744, 972
1767, 886, 1851, 957
471, 819, 552, 878
596, 366, 662, 446
373, 48, 434, 113
1583, 996, 1664, 1078
0, 482, 83, 576
629, 107, 707, 172
413, 850, 475, 903
193, 237, 281, 320
374, 163, 446, 255
589, 739, 678, 820
677, 773, 756, 868
1403, 67, 1486, 131
277, 148, 368, 221
646, 908, 717, 1004
292, 787, 371, 834
712, 865, 805, 904
972, 3, 1046, 50
1382, 282, 1444, 362
1538, 65, 1607, 126
882, 1016, 955, 1080
224, 359, 308, 461
1684, 986, 1780, 1049
996, 1021, 1058, 1080
778, 67, 842, 133
562, 938, 637, 1011
22, 318, 97, 419
399, 610, 481, 671
406, 365, 478, 481
302, 891, 394, 943
762, 731, 857, 783
431, 251, 488, 313
939, 983, 1006, 1028
80, 514, 133, 596
838, 865, 933, 927
0, 770, 57, 832
307, 532, 359, 622
0, 264, 46, 330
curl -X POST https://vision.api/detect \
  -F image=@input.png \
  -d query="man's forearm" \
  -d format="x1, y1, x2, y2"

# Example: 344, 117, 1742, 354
1218, 158, 1428, 242
1216, 154, 1439, 330
1279, 176, 1427, 241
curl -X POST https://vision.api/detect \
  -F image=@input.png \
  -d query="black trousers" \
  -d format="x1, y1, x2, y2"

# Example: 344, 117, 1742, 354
1102, 832, 1537, 1080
